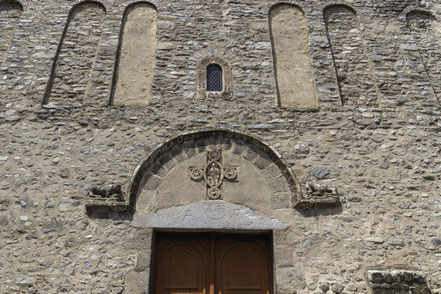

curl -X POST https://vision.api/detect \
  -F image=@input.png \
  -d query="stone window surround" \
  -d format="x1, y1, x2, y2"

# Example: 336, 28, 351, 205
197, 56, 233, 100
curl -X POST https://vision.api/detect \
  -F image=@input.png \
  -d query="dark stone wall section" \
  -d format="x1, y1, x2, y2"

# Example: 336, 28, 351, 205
324, 5, 377, 106
43, 1, 105, 106
362, 4, 406, 108
368, 270, 433, 294
407, 10, 441, 103
0, 1, 22, 66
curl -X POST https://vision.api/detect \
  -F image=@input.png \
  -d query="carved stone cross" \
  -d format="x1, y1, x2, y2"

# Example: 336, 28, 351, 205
189, 149, 238, 199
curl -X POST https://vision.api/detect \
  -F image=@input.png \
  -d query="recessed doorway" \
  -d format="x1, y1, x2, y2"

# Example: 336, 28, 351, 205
152, 233, 273, 294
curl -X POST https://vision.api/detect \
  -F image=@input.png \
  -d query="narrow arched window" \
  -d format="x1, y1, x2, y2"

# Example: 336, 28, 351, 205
207, 64, 223, 92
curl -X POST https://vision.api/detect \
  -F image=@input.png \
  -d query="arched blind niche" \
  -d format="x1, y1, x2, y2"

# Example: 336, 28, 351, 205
0, 1, 23, 66
324, 4, 377, 106
43, 1, 106, 106
406, 10, 440, 102
112, 2, 158, 106
269, 4, 318, 109
207, 64, 223, 92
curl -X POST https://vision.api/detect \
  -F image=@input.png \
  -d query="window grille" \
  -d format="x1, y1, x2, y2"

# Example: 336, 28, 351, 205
207, 64, 223, 92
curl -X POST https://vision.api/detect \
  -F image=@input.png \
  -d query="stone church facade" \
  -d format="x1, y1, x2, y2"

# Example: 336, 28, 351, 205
0, 0, 440, 293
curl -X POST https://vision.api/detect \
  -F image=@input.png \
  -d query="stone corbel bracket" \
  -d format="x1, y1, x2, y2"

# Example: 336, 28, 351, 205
367, 269, 432, 294
85, 184, 133, 213
295, 183, 341, 209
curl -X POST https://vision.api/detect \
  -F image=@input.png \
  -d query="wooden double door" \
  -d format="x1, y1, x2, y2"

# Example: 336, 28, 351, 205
153, 233, 273, 294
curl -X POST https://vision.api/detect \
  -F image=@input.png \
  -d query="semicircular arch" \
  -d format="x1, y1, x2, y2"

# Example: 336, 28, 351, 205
127, 130, 301, 212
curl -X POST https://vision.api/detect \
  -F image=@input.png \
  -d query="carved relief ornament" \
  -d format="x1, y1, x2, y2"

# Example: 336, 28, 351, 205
189, 148, 238, 199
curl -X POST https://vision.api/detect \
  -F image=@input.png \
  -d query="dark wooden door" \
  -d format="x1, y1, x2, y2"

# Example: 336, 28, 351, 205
154, 234, 273, 294
155, 236, 210, 294
216, 237, 271, 294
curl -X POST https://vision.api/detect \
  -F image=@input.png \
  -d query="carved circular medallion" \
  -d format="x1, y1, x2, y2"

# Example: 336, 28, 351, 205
207, 187, 221, 200
207, 150, 222, 162
222, 91, 232, 100
224, 167, 238, 180
189, 167, 204, 181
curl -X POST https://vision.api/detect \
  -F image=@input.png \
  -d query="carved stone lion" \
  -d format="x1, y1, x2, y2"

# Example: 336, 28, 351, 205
89, 184, 124, 202
305, 183, 338, 199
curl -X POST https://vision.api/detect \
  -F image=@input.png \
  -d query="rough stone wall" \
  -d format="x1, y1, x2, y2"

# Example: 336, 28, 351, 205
361, 5, 406, 108
0, 0, 440, 293
3, 0, 441, 109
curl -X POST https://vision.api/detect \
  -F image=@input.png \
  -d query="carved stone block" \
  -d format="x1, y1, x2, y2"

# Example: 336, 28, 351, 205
295, 183, 340, 209
86, 184, 132, 212
367, 270, 432, 294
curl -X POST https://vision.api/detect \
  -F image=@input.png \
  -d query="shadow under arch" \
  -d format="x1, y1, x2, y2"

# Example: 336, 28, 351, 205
0, 0, 24, 11
406, 9, 436, 23
127, 129, 302, 209
323, 3, 358, 16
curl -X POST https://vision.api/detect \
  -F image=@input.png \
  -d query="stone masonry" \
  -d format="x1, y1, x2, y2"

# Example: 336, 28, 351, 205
0, 0, 440, 293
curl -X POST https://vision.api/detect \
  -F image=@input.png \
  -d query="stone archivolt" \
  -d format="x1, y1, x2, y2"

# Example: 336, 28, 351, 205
128, 130, 300, 215
86, 130, 345, 216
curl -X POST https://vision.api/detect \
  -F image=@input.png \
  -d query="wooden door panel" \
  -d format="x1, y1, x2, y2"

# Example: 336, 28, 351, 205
216, 237, 272, 294
155, 236, 210, 294
153, 234, 272, 294
166, 249, 200, 289
223, 249, 263, 290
